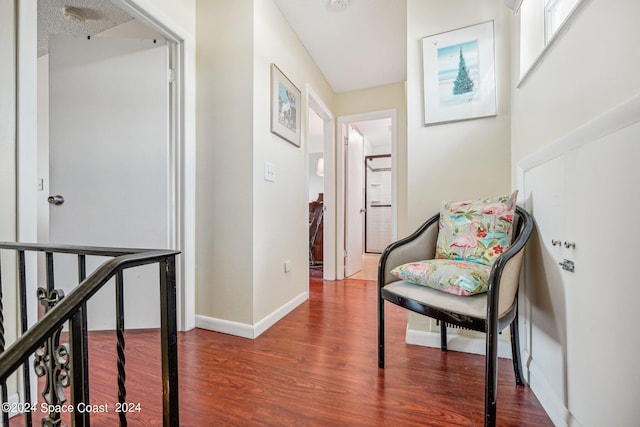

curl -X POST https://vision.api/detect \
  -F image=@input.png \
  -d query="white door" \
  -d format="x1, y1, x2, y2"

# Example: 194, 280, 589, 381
522, 155, 568, 407
48, 35, 168, 330
344, 125, 364, 277
565, 123, 639, 426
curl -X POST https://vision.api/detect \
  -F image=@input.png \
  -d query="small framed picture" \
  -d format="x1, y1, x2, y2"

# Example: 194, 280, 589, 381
271, 64, 301, 146
422, 21, 497, 126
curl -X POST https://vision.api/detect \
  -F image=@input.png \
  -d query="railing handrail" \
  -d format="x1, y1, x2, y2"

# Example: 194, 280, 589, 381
0, 244, 180, 382
0, 241, 170, 257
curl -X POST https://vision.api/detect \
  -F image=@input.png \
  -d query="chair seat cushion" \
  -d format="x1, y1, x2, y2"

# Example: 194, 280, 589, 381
383, 280, 513, 319
390, 259, 491, 296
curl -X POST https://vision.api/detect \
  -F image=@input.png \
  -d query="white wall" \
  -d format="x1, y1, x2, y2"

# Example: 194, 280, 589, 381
511, 0, 640, 162
31, 1, 197, 331
405, 0, 513, 342
122, 0, 197, 331
37, 21, 165, 244
0, 0, 18, 372
511, 0, 640, 424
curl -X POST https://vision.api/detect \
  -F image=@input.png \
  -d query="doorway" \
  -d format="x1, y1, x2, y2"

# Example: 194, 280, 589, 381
19, 0, 194, 331
365, 154, 392, 254
307, 86, 335, 281
337, 110, 396, 280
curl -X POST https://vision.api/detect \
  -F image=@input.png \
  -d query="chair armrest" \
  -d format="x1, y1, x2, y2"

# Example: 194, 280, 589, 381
378, 213, 440, 287
487, 206, 535, 318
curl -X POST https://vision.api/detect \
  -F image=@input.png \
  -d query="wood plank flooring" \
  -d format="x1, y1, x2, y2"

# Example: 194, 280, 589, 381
14, 273, 552, 426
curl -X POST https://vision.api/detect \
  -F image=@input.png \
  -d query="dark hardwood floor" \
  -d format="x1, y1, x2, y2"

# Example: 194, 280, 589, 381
15, 272, 552, 426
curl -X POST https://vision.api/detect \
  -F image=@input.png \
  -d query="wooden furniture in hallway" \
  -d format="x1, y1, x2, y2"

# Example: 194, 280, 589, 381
309, 193, 324, 265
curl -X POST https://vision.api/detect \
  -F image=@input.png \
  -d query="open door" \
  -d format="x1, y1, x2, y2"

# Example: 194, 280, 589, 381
48, 34, 169, 329
344, 125, 364, 277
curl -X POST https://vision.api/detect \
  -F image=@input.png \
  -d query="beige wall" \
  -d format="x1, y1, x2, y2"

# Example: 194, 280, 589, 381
252, 0, 334, 322
195, 0, 334, 327
334, 83, 408, 236
407, 0, 512, 230
405, 0, 512, 334
196, 0, 255, 324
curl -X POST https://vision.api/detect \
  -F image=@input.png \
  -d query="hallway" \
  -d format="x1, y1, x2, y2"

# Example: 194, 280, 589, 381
23, 273, 551, 426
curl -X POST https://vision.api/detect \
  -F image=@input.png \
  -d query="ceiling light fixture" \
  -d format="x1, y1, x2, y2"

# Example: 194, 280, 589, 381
62, 6, 86, 23
328, 0, 350, 12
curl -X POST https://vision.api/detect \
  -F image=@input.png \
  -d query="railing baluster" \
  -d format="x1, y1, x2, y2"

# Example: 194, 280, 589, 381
115, 269, 127, 426
36, 251, 70, 426
0, 243, 181, 425
18, 251, 33, 427
69, 254, 90, 426
160, 255, 179, 427
46, 252, 54, 294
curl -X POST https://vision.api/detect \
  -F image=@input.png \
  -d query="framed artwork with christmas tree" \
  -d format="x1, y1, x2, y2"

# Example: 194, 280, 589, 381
421, 21, 497, 126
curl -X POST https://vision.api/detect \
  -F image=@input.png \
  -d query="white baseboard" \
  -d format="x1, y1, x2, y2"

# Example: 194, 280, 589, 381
405, 328, 513, 359
195, 291, 308, 339
525, 350, 575, 427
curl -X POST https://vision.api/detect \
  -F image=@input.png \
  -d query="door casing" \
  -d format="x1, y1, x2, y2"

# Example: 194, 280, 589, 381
336, 109, 398, 280
17, 0, 196, 331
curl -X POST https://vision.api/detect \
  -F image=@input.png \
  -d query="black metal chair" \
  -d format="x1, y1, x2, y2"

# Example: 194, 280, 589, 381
377, 205, 534, 427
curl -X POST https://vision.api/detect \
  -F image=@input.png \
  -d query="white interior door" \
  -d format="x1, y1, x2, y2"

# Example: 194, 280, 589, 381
565, 122, 640, 426
48, 34, 168, 330
344, 125, 364, 277
522, 155, 568, 407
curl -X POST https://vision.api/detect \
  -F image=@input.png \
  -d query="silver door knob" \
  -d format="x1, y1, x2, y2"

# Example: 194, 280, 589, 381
47, 195, 65, 205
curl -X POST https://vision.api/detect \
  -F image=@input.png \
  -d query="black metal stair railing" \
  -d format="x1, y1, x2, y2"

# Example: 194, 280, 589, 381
0, 243, 180, 426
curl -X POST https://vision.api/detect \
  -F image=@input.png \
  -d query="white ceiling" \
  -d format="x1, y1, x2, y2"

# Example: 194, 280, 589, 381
38, 0, 132, 57
38, 0, 403, 151
273, 0, 407, 94
274, 0, 405, 153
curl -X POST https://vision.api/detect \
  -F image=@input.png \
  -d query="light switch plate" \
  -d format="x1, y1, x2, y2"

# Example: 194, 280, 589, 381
264, 161, 276, 182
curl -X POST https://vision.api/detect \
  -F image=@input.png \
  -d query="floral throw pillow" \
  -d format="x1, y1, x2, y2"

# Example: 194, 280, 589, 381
435, 191, 518, 267
390, 259, 491, 296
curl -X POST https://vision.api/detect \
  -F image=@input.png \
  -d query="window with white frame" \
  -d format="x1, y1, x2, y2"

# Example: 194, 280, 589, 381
545, 0, 582, 42
517, 0, 584, 81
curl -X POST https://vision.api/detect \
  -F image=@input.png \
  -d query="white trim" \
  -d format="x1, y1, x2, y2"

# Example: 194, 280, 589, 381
406, 328, 513, 359
306, 85, 336, 281
517, 0, 590, 87
518, 93, 640, 173
195, 315, 255, 339
525, 349, 573, 427
337, 109, 398, 280
196, 292, 308, 339
17, 0, 196, 332
516, 93, 640, 427
504, 0, 523, 12
15, 0, 38, 402
113, 1, 196, 332
16, 0, 40, 361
